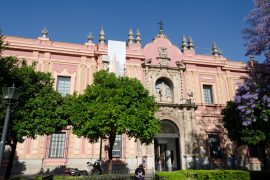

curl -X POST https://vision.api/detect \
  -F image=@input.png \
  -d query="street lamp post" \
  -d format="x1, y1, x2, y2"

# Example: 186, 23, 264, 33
0, 86, 21, 166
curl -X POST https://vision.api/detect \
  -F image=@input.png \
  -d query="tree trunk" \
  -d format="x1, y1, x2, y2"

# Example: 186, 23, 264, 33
108, 133, 116, 173
99, 138, 102, 161
261, 145, 268, 170
5, 139, 17, 179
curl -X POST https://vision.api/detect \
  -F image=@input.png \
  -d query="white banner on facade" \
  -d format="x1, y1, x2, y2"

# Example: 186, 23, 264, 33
108, 40, 126, 76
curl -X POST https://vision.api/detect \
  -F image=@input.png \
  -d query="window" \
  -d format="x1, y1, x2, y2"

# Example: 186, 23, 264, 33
208, 134, 222, 158
49, 133, 66, 158
112, 135, 122, 158
203, 85, 213, 104
57, 76, 71, 96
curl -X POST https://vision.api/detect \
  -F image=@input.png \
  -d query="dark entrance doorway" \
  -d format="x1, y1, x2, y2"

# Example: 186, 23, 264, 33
154, 120, 180, 171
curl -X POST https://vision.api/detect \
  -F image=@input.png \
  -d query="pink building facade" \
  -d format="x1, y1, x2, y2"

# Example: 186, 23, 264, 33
2, 27, 262, 175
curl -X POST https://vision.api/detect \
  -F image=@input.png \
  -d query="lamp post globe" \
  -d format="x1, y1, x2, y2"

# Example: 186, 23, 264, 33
0, 86, 21, 166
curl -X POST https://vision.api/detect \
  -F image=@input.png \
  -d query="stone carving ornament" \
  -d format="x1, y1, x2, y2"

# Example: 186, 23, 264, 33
158, 47, 170, 66
158, 47, 168, 58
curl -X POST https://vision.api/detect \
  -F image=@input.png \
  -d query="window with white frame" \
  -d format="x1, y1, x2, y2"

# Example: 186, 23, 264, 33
203, 85, 214, 104
56, 76, 71, 96
112, 135, 122, 158
49, 133, 66, 158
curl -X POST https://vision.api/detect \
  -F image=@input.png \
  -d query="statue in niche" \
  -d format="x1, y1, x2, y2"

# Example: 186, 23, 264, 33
155, 80, 172, 102
159, 82, 166, 97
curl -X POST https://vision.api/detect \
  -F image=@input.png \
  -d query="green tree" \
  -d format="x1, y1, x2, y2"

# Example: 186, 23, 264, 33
66, 70, 160, 171
0, 32, 67, 178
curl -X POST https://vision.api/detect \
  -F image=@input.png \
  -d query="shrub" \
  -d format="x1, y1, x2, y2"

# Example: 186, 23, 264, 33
155, 172, 186, 180
156, 170, 250, 180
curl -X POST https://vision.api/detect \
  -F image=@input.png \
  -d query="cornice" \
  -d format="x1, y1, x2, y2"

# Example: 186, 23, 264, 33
5, 36, 96, 56
182, 59, 226, 67
182, 58, 247, 72
158, 102, 197, 109
125, 53, 145, 60
6, 45, 96, 57
5, 36, 146, 59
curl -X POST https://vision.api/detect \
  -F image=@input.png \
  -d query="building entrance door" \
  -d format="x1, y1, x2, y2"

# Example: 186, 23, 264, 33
154, 120, 180, 171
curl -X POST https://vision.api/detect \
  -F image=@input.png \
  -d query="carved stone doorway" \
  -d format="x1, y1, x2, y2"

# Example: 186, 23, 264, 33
154, 120, 180, 171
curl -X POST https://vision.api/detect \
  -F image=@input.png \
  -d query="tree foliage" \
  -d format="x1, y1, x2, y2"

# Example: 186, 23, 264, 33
222, 100, 269, 146
66, 70, 160, 163
243, 0, 270, 63
0, 33, 17, 89
11, 63, 68, 141
223, 70, 270, 146
235, 74, 270, 126
0, 60, 67, 142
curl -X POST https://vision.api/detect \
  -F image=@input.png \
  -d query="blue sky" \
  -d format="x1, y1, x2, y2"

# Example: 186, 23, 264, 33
1, 0, 256, 62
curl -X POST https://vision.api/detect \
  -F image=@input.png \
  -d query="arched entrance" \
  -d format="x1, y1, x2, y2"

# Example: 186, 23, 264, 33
154, 120, 180, 171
